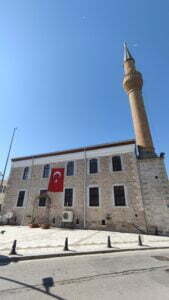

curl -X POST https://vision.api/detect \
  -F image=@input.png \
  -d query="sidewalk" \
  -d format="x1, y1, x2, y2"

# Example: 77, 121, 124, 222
0, 226, 169, 261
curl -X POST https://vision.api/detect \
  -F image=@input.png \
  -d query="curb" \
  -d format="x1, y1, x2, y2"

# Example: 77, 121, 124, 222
4, 245, 169, 262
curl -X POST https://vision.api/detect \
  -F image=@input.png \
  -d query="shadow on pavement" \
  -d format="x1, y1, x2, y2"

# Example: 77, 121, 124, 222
0, 255, 11, 266
0, 275, 66, 300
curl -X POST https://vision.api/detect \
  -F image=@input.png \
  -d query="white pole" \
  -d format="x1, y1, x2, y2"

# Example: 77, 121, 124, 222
0, 128, 17, 190
22, 156, 34, 225
83, 148, 87, 229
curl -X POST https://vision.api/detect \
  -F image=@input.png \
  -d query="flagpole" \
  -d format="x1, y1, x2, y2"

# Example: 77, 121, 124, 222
0, 128, 17, 191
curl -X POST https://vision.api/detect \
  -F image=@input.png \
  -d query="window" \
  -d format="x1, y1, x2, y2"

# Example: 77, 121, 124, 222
64, 188, 73, 207
113, 185, 126, 206
39, 190, 48, 207
17, 191, 26, 207
22, 167, 29, 180
0, 185, 6, 193
112, 156, 122, 171
3, 186, 6, 193
66, 161, 74, 176
89, 187, 99, 207
89, 159, 98, 174
43, 164, 50, 178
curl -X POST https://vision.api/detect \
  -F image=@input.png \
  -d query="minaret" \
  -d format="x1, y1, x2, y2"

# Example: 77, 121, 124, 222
123, 43, 155, 158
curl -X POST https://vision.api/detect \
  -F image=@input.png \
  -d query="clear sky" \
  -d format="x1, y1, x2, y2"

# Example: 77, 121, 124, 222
0, 0, 169, 177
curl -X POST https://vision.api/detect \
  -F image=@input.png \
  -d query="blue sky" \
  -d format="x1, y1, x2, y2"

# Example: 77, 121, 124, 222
0, 0, 169, 177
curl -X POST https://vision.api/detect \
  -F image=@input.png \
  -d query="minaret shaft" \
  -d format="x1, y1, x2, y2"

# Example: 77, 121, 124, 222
128, 89, 154, 152
123, 47, 155, 157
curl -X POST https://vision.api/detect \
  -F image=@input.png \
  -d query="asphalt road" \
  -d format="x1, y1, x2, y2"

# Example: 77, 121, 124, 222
1, 249, 169, 299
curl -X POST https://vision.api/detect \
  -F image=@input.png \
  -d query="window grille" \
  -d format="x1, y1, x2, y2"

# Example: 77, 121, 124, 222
114, 185, 126, 206
39, 189, 48, 207
89, 187, 99, 206
112, 156, 122, 171
66, 161, 74, 176
17, 191, 25, 207
64, 188, 73, 206
43, 164, 50, 178
89, 159, 98, 174
22, 167, 29, 180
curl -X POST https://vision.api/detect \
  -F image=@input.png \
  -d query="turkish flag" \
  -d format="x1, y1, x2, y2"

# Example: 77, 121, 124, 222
48, 168, 64, 192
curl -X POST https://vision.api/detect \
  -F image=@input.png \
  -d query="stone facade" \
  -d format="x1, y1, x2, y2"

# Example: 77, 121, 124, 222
3, 141, 148, 233
3, 140, 169, 235
0, 180, 7, 211
138, 157, 169, 234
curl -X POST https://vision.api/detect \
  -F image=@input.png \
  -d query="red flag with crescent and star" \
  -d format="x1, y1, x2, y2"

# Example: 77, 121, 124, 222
48, 168, 64, 192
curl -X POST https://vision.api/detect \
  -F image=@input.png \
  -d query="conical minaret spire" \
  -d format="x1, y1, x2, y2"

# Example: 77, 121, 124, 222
123, 43, 155, 158
123, 42, 135, 62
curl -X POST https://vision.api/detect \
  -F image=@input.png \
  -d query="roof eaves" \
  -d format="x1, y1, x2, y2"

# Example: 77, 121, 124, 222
12, 139, 136, 162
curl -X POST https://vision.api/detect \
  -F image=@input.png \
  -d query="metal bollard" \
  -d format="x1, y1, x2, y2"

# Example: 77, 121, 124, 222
64, 237, 69, 251
138, 234, 143, 246
42, 277, 54, 294
9, 240, 17, 255
155, 227, 158, 235
107, 235, 112, 248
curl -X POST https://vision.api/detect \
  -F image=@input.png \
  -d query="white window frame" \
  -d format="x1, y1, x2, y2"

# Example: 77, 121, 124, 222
88, 158, 100, 175
15, 189, 27, 208
112, 184, 128, 207
63, 187, 75, 208
66, 161, 76, 176
87, 185, 101, 208
109, 155, 123, 173
42, 164, 51, 179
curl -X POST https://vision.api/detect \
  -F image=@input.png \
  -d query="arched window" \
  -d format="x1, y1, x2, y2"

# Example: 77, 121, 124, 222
112, 156, 122, 171
43, 164, 50, 178
22, 167, 29, 180
89, 159, 98, 174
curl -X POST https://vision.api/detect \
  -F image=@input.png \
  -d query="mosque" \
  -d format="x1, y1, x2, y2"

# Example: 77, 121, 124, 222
3, 44, 169, 234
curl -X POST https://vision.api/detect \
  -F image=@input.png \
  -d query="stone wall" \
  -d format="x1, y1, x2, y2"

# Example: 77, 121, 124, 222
3, 151, 147, 233
138, 157, 169, 234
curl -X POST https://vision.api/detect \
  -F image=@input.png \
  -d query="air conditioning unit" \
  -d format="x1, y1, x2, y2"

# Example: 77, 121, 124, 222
62, 211, 73, 223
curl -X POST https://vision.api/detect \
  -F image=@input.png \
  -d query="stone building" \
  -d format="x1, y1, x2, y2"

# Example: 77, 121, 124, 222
0, 180, 7, 212
3, 44, 169, 234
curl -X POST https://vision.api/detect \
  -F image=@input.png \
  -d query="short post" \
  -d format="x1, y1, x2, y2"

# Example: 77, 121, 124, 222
138, 234, 143, 246
42, 277, 54, 294
107, 235, 112, 248
155, 226, 158, 235
64, 237, 69, 251
9, 240, 17, 255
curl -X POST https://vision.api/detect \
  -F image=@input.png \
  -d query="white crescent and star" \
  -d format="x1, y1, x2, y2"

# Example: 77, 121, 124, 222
53, 171, 62, 183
